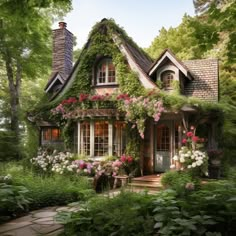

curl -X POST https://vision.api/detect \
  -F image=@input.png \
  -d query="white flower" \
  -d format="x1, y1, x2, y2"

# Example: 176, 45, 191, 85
170, 164, 175, 169
173, 155, 179, 161
192, 162, 197, 168
180, 157, 185, 163
187, 165, 192, 169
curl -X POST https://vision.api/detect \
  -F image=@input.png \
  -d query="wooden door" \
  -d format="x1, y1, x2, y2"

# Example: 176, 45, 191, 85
155, 123, 171, 172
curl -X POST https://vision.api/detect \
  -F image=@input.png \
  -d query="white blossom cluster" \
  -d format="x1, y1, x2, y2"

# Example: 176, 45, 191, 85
172, 146, 208, 174
0, 174, 12, 183
31, 149, 74, 174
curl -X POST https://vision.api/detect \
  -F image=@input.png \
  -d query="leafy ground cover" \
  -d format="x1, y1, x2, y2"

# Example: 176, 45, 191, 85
0, 162, 94, 222
57, 172, 236, 236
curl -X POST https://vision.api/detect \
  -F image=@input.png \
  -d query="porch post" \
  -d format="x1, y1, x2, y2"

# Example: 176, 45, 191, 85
108, 121, 113, 156
90, 120, 94, 158
77, 121, 80, 154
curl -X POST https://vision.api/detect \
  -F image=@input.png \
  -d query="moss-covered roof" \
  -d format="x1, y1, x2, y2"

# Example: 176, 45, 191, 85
51, 18, 153, 101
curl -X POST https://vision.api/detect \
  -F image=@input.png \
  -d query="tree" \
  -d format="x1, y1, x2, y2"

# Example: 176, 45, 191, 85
147, 15, 218, 60
0, 0, 72, 158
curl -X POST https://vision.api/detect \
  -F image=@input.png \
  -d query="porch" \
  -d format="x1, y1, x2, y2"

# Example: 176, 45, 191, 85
128, 175, 163, 193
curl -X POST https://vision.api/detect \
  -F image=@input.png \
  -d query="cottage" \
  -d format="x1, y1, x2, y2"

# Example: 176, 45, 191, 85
33, 19, 221, 175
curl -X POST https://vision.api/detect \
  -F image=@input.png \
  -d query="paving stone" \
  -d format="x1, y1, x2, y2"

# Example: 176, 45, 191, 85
56, 206, 70, 212
10, 215, 34, 223
1, 225, 37, 236
0, 222, 33, 234
33, 211, 57, 218
45, 228, 64, 236
30, 224, 63, 235
33, 217, 56, 225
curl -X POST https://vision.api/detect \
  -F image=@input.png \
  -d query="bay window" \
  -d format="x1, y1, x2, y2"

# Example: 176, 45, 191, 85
78, 120, 126, 158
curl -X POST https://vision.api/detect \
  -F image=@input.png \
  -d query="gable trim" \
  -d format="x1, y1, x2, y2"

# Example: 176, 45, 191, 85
148, 49, 193, 80
45, 73, 65, 93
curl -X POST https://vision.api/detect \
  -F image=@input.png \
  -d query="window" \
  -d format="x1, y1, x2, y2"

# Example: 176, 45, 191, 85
161, 71, 174, 90
80, 121, 90, 156
94, 121, 109, 156
156, 124, 170, 151
42, 127, 61, 141
79, 120, 126, 158
113, 121, 126, 156
96, 59, 116, 85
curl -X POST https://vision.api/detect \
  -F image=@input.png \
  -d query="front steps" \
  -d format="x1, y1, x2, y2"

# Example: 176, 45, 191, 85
128, 175, 163, 193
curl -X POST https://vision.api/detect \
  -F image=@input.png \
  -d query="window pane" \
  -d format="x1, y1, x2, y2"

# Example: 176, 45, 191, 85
108, 62, 116, 83
51, 128, 60, 140
157, 124, 170, 151
43, 128, 51, 141
97, 59, 116, 84
161, 71, 174, 89
94, 121, 109, 156
98, 64, 106, 84
113, 121, 126, 156
80, 121, 90, 156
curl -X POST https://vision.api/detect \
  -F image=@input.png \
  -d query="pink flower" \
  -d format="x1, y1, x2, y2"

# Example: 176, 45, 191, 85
127, 156, 133, 163
182, 138, 187, 144
192, 136, 199, 142
186, 132, 193, 137
79, 94, 89, 102
190, 126, 195, 130
120, 155, 126, 162
140, 132, 144, 139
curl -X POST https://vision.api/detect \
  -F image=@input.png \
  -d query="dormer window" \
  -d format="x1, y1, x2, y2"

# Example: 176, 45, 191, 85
161, 70, 175, 90
96, 58, 116, 85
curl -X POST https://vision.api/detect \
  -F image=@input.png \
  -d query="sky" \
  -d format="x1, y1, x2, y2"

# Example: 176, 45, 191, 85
56, 0, 195, 49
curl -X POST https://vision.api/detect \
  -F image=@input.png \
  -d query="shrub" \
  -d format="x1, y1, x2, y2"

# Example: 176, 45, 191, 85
0, 174, 30, 222
0, 131, 20, 161
0, 162, 94, 211
153, 181, 236, 236
161, 170, 200, 196
56, 191, 156, 236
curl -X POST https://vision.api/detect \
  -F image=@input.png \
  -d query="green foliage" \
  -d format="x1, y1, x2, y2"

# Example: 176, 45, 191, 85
0, 131, 20, 161
0, 182, 30, 222
153, 180, 236, 235
54, 18, 146, 101
152, 189, 217, 236
161, 171, 200, 196
56, 191, 155, 236
0, 173, 30, 222
147, 15, 218, 60
0, 162, 93, 211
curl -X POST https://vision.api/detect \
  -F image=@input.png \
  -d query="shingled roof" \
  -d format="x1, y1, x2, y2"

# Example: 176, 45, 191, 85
124, 42, 152, 74
183, 59, 219, 102
50, 18, 154, 100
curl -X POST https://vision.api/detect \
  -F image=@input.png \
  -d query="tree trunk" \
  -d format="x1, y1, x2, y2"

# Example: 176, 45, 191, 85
5, 51, 22, 158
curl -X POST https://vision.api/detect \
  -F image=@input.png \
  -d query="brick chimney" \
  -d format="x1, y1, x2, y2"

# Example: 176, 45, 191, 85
52, 22, 73, 77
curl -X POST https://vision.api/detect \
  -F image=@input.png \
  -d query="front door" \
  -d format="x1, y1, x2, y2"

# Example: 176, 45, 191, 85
155, 122, 171, 172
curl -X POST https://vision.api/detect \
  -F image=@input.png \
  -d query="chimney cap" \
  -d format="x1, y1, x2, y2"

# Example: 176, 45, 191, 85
59, 22, 67, 29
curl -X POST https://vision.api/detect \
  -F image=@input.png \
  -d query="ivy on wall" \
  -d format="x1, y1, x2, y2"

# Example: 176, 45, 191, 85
30, 18, 224, 157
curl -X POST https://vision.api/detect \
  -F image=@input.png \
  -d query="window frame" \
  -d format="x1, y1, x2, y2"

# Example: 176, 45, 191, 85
78, 120, 126, 159
161, 70, 175, 90
96, 58, 116, 85
41, 127, 62, 142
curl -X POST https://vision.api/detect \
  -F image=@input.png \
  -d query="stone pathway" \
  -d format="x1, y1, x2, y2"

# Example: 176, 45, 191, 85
0, 205, 79, 236
0, 187, 153, 236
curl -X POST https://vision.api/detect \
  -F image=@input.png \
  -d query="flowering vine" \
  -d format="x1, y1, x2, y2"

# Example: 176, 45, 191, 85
171, 127, 208, 176
51, 92, 164, 138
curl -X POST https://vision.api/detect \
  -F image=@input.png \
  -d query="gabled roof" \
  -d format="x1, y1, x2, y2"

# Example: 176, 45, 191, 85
44, 72, 66, 93
50, 18, 155, 101
183, 58, 219, 102
148, 49, 193, 80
